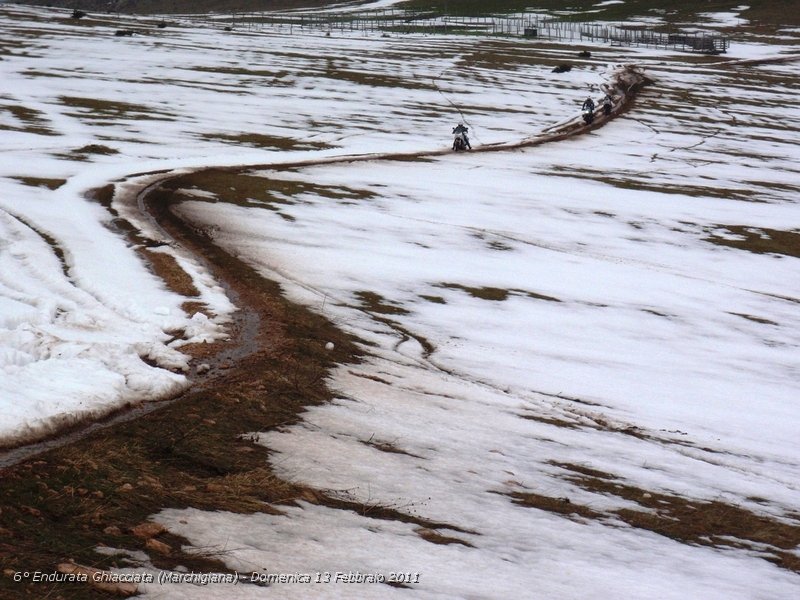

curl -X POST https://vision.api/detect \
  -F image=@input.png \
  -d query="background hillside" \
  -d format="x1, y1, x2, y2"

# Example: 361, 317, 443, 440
9, 0, 345, 14
9, 0, 798, 26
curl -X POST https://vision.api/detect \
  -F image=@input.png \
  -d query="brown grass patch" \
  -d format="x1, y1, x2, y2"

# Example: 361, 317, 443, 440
436, 282, 562, 303
419, 294, 447, 304
362, 437, 423, 459
324, 64, 435, 90
519, 414, 580, 429
508, 491, 602, 520
74, 143, 119, 156
166, 168, 374, 221
439, 283, 510, 301
0, 104, 56, 135
705, 225, 800, 258
509, 465, 800, 573
354, 290, 411, 315
59, 96, 173, 121
200, 132, 332, 151
309, 488, 476, 536
11, 176, 67, 190
138, 248, 199, 297
181, 300, 213, 318
416, 527, 474, 547
729, 312, 778, 326
348, 370, 392, 385
551, 462, 618, 480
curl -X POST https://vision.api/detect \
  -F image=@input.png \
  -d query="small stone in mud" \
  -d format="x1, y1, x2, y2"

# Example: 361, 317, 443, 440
117, 483, 134, 493
196, 363, 211, 374
103, 526, 122, 536
131, 521, 166, 539
300, 489, 319, 503
325, 342, 335, 351
146, 538, 172, 555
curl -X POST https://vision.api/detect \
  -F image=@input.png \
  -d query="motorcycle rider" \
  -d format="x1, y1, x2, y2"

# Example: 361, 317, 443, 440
452, 123, 471, 150
602, 94, 613, 115
581, 97, 595, 124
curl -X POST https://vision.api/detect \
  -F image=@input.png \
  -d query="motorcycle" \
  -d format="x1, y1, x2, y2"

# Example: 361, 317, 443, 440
602, 95, 613, 116
581, 99, 595, 125
453, 133, 469, 151
452, 124, 471, 151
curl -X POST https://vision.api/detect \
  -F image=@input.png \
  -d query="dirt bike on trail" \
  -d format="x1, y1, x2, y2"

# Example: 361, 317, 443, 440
581, 97, 595, 125
452, 123, 471, 151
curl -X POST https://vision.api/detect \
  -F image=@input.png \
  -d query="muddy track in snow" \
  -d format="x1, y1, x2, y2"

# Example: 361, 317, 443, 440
0, 65, 650, 469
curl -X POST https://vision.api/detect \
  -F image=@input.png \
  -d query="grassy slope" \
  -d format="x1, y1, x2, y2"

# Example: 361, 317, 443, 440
10, 0, 343, 15
13, 0, 798, 28
400, 0, 800, 26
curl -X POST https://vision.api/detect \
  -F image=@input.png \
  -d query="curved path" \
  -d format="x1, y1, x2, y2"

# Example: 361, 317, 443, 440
0, 65, 648, 468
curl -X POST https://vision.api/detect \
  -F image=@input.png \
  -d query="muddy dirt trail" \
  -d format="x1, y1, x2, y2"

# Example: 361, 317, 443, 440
0, 65, 650, 599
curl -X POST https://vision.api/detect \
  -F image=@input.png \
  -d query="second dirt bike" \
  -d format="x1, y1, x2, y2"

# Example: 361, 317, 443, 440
452, 124, 471, 151
581, 98, 595, 125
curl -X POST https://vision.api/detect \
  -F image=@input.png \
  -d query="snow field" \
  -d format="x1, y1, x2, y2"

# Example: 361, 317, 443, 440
1, 4, 798, 597
146, 32, 798, 600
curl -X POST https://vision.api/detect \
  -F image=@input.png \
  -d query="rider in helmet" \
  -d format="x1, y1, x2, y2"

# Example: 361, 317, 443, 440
582, 97, 595, 112
452, 123, 471, 149
602, 94, 613, 115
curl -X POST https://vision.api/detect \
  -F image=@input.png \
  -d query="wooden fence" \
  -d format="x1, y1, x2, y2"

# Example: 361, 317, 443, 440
184, 10, 729, 54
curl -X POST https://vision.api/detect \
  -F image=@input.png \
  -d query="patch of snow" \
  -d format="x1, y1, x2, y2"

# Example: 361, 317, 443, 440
698, 10, 749, 28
